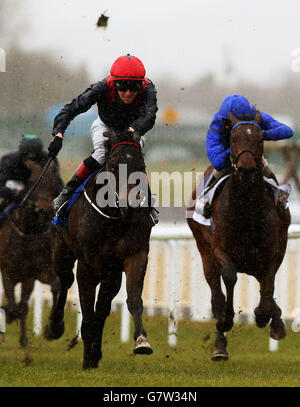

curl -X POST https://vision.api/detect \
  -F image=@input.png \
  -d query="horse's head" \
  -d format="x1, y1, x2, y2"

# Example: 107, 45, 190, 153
102, 130, 147, 217
228, 110, 264, 181
16, 159, 63, 232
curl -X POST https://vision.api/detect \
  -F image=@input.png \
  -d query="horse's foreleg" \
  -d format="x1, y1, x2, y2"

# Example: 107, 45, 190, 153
208, 247, 237, 362
19, 278, 35, 348
124, 251, 153, 355
44, 251, 75, 341
255, 271, 285, 339
93, 271, 123, 364
1, 274, 18, 323
202, 257, 228, 361
77, 261, 99, 370
214, 247, 237, 332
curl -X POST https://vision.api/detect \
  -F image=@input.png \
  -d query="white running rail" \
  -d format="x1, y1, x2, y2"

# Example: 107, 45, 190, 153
1, 223, 300, 352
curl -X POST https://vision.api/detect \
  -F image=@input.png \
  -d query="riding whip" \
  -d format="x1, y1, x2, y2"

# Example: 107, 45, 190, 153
19, 157, 53, 208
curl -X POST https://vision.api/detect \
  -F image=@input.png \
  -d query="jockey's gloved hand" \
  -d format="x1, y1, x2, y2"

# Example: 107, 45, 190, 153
48, 135, 63, 158
124, 128, 135, 138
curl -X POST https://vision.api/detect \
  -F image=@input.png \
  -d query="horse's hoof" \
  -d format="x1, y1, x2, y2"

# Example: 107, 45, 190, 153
133, 335, 153, 355
19, 337, 29, 348
211, 349, 229, 361
270, 319, 286, 340
254, 308, 271, 328
43, 320, 65, 340
82, 360, 99, 370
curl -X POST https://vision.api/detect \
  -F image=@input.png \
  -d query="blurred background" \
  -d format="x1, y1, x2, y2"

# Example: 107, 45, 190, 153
1, 0, 300, 222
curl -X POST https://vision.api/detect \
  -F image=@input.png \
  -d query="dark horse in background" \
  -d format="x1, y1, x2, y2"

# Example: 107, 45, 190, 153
44, 130, 154, 370
187, 111, 291, 360
0, 159, 63, 347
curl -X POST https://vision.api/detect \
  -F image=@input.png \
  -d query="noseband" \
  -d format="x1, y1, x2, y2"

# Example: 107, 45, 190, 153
230, 121, 263, 170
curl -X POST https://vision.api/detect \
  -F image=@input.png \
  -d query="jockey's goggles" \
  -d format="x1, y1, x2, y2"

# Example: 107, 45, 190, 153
115, 80, 142, 92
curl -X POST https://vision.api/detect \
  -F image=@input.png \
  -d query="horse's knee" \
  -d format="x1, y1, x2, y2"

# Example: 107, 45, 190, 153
18, 302, 29, 317
51, 276, 60, 293
58, 270, 74, 290
221, 265, 237, 287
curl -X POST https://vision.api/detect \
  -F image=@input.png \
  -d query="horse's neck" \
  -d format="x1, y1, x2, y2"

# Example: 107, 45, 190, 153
228, 171, 265, 212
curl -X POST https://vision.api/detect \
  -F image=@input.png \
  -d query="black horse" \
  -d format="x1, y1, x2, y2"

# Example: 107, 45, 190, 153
187, 111, 291, 360
0, 159, 63, 347
44, 130, 154, 370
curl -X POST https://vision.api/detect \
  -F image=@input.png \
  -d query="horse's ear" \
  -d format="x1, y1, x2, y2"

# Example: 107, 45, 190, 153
227, 111, 240, 126
253, 110, 262, 125
132, 131, 141, 145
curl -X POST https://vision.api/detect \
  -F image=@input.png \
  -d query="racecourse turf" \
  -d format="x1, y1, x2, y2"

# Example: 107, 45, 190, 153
0, 308, 299, 387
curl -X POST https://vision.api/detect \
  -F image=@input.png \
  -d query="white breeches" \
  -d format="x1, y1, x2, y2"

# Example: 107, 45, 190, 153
90, 117, 147, 163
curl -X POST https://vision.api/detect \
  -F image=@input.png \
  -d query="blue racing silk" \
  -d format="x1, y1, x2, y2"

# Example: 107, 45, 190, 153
206, 95, 293, 171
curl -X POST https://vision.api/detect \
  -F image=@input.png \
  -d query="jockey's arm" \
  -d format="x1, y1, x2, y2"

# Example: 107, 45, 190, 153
52, 80, 107, 136
206, 115, 231, 171
260, 112, 294, 141
128, 81, 158, 135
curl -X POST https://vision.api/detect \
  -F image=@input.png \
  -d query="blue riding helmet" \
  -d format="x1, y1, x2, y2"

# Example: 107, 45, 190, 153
218, 94, 256, 120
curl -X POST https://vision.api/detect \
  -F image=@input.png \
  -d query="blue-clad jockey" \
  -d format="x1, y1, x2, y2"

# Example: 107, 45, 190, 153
206, 94, 293, 185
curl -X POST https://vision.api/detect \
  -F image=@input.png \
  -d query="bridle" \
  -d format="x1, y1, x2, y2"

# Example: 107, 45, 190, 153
110, 141, 142, 152
83, 141, 145, 220
229, 121, 264, 171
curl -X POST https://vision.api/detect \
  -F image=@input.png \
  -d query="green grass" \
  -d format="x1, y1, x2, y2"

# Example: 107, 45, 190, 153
0, 308, 300, 387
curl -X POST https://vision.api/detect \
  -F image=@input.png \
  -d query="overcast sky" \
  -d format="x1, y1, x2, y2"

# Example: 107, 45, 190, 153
13, 0, 300, 85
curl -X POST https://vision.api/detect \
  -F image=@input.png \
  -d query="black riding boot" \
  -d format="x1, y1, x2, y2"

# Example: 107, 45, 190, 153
53, 174, 83, 212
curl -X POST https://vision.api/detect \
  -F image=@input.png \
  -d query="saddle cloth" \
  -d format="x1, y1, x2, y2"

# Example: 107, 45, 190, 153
193, 176, 291, 227
52, 171, 97, 227
0, 202, 20, 223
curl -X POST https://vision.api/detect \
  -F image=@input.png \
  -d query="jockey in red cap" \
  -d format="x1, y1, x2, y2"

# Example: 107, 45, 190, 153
48, 54, 158, 223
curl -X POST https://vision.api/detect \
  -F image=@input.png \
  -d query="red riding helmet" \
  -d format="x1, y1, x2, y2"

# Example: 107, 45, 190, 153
110, 54, 146, 80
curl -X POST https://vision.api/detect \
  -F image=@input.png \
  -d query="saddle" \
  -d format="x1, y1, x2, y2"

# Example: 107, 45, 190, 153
52, 172, 96, 227
193, 175, 291, 227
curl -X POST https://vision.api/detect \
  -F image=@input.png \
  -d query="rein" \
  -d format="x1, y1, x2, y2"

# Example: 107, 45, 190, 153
83, 187, 120, 220
83, 140, 144, 220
